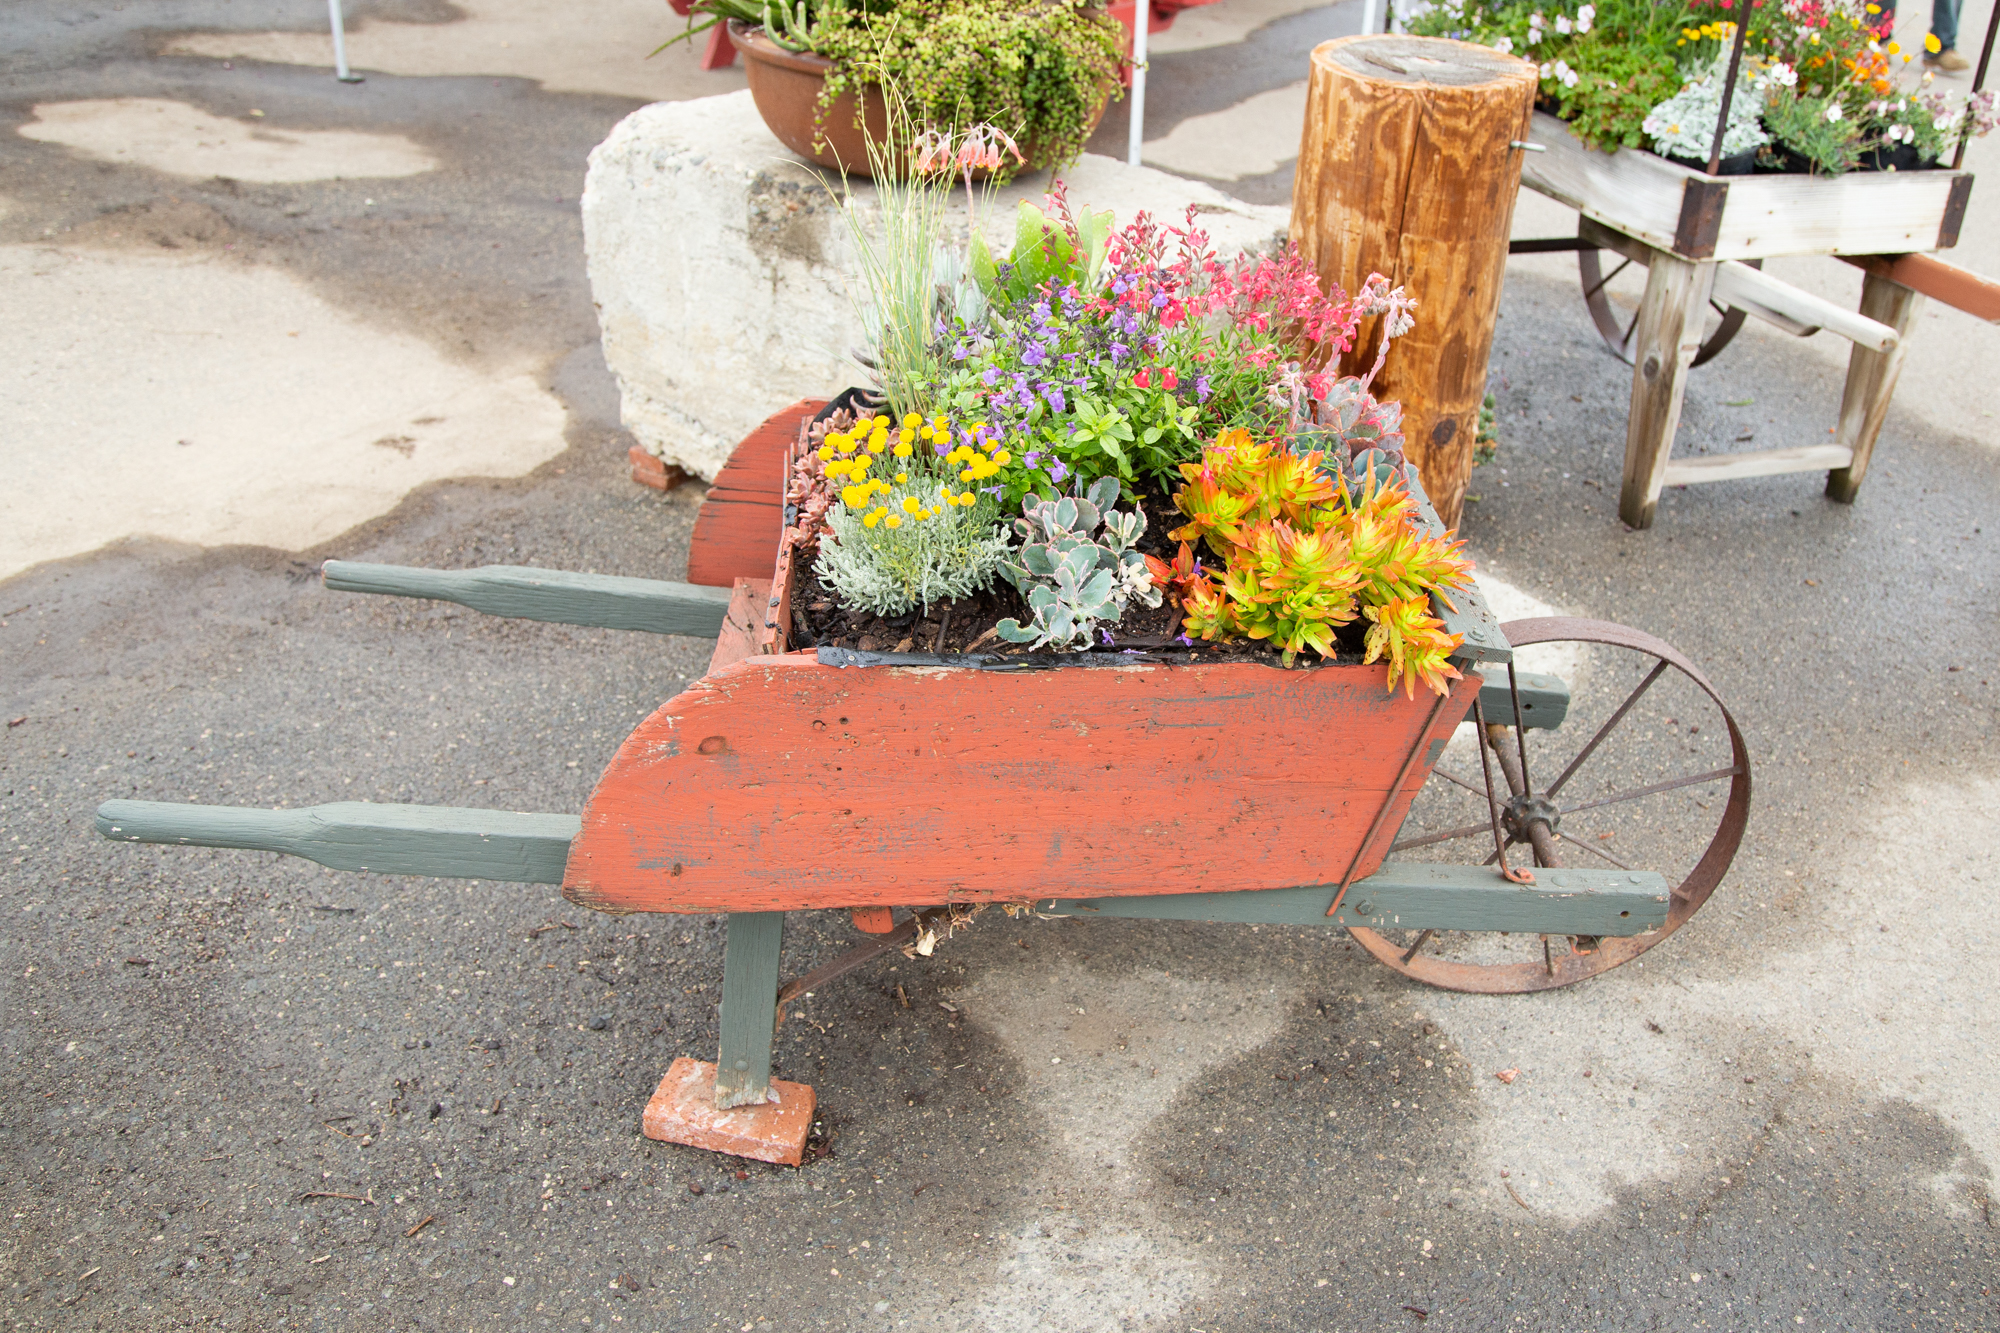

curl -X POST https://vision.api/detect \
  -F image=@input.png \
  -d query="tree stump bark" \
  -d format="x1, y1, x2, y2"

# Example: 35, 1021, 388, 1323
1291, 35, 1537, 530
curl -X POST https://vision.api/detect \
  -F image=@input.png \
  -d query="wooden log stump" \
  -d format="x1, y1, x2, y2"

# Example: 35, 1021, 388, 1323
1290, 35, 1537, 530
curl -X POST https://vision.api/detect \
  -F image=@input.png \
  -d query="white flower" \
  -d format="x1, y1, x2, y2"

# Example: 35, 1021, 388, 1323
1577, 2, 1595, 31
1529, 11, 1544, 26
1769, 61, 1798, 86
1555, 14, 1573, 33
1526, 26, 1541, 43
1825, 103, 1842, 122
1493, 35, 1514, 52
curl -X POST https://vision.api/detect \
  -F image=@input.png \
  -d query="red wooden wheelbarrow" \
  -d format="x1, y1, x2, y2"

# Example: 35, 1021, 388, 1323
96, 401, 1750, 1165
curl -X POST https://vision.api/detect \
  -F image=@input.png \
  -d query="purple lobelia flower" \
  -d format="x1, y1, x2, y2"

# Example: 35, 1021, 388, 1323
1040, 382, 1066, 412
1195, 374, 1212, 403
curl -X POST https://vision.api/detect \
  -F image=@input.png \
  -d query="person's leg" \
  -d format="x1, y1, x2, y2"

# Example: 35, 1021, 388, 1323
1931, 0, 1959, 50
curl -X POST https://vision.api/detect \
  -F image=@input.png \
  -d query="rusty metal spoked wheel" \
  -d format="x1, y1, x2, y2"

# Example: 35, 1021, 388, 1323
1349, 617, 1752, 993
1579, 229, 1756, 368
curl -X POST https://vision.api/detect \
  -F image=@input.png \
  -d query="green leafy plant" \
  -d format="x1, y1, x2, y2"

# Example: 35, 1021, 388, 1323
1762, 89, 1864, 173
970, 195, 1113, 306
996, 477, 1159, 651
808, 0, 1124, 180
1473, 393, 1500, 468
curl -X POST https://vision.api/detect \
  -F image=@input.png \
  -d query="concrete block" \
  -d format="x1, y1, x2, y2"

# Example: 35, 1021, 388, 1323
582, 90, 1289, 482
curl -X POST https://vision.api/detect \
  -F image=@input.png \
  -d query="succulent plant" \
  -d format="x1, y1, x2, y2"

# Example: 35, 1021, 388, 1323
995, 476, 1159, 652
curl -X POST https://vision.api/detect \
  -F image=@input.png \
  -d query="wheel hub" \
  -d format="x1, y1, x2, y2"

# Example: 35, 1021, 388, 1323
1502, 794, 1561, 842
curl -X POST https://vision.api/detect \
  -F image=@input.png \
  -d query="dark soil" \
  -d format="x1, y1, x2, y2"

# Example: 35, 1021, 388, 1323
788, 474, 1373, 667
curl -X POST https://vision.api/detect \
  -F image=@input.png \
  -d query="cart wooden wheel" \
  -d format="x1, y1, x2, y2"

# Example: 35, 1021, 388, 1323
1348, 617, 1751, 993
1578, 228, 1755, 368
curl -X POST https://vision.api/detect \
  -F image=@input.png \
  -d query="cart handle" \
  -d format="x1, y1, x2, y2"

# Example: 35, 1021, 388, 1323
321, 561, 735, 639
95, 800, 578, 885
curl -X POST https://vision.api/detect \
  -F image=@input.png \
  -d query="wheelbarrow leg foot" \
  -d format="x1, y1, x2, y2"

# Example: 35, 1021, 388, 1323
640, 912, 817, 1165
642, 1057, 816, 1166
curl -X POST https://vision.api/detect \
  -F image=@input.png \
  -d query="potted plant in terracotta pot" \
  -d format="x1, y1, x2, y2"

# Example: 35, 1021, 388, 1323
664, 0, 1126, 178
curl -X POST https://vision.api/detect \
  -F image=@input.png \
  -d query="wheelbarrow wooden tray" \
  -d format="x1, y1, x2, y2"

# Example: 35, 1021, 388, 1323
560, 654, 1477, 915
1520, 110, 1973, 262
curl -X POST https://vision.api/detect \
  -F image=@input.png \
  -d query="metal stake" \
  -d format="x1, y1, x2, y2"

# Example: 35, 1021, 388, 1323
329, 0, 365, 84
1706, 15, 1751, 175
1951, 0, 1997, 169
1127, 0, 1150, 167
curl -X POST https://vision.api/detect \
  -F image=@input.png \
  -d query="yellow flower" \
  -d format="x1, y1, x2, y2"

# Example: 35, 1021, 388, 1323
918, 426, 934, 442
899, 428, 916, 447
885, 515, 902, 529
902, 412, 921, 429
895, 471, 909, 483
958, 492, 977, 507
841, 484, 868, 507
902, 496, 920, 514
816, 446, 834, 462
863, 510, 882, 528
1886, 40, 1900, 53
995, 450, 1012, 466
1866, 3, 1879, 11
960, 468, 975, 482
854, 455, 872, 473
917, 508, 933, 521
893, 442, 913, 458
1925, 31, 1942, 51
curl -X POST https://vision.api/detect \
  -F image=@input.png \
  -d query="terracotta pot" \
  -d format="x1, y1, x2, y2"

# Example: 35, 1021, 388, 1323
728, 20, 1114, 178
730, 21, 892, 176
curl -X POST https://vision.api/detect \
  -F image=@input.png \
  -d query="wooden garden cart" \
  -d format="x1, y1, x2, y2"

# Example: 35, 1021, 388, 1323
1509, 110, 1994, 528
95, 401, 1751, 1164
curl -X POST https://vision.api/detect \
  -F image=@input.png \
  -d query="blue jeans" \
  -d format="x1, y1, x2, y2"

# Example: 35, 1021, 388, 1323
1933, 0, 1960, 50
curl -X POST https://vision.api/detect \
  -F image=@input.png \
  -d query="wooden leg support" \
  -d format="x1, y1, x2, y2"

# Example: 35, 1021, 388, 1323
1826, 272, 1925, 504
641, 912, 817, 1166
1619, 253, 1717, 530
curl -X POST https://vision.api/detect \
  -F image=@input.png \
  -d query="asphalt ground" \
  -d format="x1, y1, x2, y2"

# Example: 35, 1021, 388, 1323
4, 3, 2000, 1332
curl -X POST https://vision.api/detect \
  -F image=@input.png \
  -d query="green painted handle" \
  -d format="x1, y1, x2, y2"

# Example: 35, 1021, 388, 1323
95, 800, 579, 885
321, 561, 734, 639
1049, 862, 1667, 936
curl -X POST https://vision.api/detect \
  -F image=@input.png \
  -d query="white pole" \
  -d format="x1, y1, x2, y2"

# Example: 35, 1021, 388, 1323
1126, 0, 1150, 167
1361, 0, 1381, 37
329, 0, 363, 83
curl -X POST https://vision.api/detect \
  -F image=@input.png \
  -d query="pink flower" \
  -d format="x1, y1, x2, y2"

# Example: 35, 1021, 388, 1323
1163, 367, 1179, 391
1133, 368, 1152, 389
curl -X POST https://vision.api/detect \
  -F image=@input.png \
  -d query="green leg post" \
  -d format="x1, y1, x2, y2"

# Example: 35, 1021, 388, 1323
714, 911, 785, 1110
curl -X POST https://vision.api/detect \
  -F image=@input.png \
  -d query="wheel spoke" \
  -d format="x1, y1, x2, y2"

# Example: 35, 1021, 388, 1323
1561, 764, 1742, 816
1583, 258, 1632, 301
1544, 659, 1672, 800
1391, 820, 1495, 853
1400, 929, 1437, 964
1556, 830, 1633, 870
1621, 305, 1643, 351
1428, 767, 1486, 798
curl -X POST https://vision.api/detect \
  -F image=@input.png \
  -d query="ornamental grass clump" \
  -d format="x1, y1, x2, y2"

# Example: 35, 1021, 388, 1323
812, 411, 1011, 617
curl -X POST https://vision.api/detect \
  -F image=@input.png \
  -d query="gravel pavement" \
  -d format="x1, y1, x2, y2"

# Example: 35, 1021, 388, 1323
4, 3, 1999, 1331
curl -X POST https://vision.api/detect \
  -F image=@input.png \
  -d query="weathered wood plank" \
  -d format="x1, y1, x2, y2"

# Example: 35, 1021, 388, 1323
1620, 252, 1716, 529
1478, 670, 1567, 730
321, 561, 733, 639
1711, 261, 1898, 351
1828, 272, 1927, 503
686, 398, 825, 587
1523, 110, 1972, 261
562, 658, 1480, 914
1405, 466, 1511, 666
1047, 861, 1667, 935
1662, 444, 1854, 487
707, 578, 773, 676
95, 800, 578, 884
715, 912, 786, 1108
